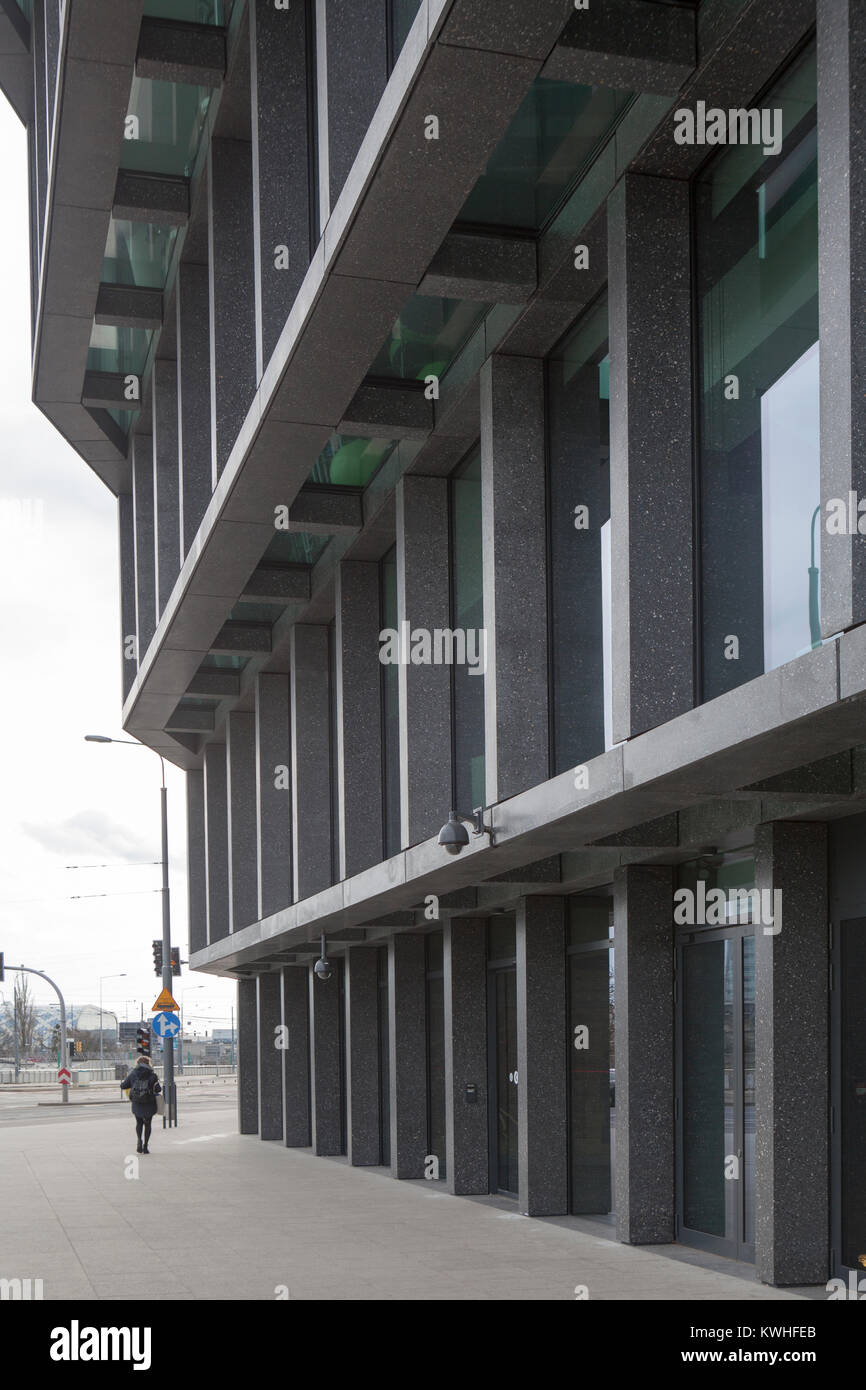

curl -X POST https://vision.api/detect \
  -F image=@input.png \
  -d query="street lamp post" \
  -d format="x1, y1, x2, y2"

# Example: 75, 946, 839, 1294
98, 973, 126, 1069
85, 734, 177, 1126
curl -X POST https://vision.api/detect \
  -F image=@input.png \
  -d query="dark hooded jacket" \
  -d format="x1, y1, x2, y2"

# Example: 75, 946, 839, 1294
121, 1062, 162, 1118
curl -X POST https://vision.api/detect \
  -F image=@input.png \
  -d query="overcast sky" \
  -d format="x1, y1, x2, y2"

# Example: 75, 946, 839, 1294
0, 96, 236, 1035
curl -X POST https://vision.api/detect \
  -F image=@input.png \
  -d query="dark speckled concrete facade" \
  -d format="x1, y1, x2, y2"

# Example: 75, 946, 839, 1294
13, 0, 866, 1292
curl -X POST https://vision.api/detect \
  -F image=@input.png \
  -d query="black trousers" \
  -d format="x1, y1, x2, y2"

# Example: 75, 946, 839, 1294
135, 1116, 153, 1147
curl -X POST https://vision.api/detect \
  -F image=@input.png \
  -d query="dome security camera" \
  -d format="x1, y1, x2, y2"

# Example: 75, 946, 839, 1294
314, 956, 332, 982
438, 811, 470, 856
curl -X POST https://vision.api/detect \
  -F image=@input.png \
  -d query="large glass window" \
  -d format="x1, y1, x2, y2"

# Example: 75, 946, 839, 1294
310, 435, 396, 488
87, 323, 154, 377
380, 546, 400, 859
143, 0, 226, 21
101, 219, 178, 289
450, 449, 485, 815
697, 44, 818, 701
459, 79, 632, 233
371, 296, 488, 383
122, 75, 214, 178
389, 0, 422, 68
548, 293, 611, 773
568, 893, 615, 1218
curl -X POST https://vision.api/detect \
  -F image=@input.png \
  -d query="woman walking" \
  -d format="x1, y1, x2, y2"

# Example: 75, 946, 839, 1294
120, 1055, 162, 1153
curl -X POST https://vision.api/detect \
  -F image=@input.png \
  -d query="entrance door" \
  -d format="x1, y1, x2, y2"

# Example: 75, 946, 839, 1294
832, 917, 866, 1276
488, 967, 518, 1195
676, 928, 755, 1261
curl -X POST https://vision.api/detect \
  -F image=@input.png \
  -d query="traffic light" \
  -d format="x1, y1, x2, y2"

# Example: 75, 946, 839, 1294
170, 946, 181, 977
136, 1026, 151, 1058
152, 940, 163, 977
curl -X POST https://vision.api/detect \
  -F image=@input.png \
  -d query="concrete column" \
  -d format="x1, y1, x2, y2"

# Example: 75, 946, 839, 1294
118, 493, 137, 701
290, 626, 332, 900
227, 711, 258, 933
204, 742, 229, 944
314, 0, 330, 232
255, 673, 292, 920
345, 946, 380, 1166
208, 137, 256, 480
132, 433, 156, 660
388, 932, 427, 1179
608, 173, 693, 740
257, 972, 284, 1141
613, 864, 675, 1244
396, 476, 452, 847
152, 357, 180, 618
176, 261, 212, 557
309, 961, 344, 1156
516, 897, 568, 1216
282, 966, 311, 1147
238, 977, 259, 1135
818, 1, 866, 635
325, 0, 388, 210
754, 821, 829, 1286
480, 355, 549, 805
444, 918, 488, 1195
186, 769, 207, 955
250, 0, 312, 373
335, 561, 383, 878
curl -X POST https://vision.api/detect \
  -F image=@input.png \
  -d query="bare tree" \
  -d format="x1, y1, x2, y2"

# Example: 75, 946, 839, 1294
15, 975, 37, 1055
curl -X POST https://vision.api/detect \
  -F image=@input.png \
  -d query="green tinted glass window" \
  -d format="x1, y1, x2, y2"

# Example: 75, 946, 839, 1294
459, 79, 633, 232
390, 0, 421, 63
370, 296, 488, 382
122, 75, 213, 177
87, 323, 154, 376
102, 219, 178, 288
263, 531, 329, 566
381, 545, 400, 858
488, 918, 516, 961
310, 436, 396, 487
143, 0, 225, 21
14, 0, 32, 21
697, 44, 818, 701
451, 448, 485, 814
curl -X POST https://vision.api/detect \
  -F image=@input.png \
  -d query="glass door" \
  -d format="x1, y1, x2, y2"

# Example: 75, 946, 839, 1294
488, 967, 518, 1195
676, 927, 755, 1261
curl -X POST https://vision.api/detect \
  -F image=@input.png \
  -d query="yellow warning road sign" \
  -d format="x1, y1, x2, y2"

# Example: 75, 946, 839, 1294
152, 988, 179, 1011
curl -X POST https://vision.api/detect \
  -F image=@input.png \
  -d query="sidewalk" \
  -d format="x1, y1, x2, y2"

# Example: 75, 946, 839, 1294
0, 1092, 823, 1301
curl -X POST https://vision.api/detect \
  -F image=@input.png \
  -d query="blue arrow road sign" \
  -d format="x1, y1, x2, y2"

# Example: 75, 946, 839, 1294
152, 1011, 180, 1038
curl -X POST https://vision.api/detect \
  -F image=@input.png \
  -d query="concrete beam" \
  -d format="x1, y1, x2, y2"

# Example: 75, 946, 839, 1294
418, 231, 537, 303
95, 282, 163, 330
339, 382, 433, 440
542, 0, 696, 95
211, 621, 272, 655
136, 16, 226, 87
240, 564, 311, 604
185, 668, 239, 698
166, 704, 214, 733
287, 487, 363, 536
82, 371, 139, 410
113, 170, 190, 226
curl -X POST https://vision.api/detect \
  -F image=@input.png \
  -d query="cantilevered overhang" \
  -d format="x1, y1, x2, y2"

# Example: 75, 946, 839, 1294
122, 0, 585, 754
0, 0, 32, 122
31, 0, 147, 494
191, 636, 866, 976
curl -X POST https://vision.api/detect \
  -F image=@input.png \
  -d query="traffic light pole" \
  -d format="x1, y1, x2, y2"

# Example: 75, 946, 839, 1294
8, 966, 69, 1104
160, 784, 177, 1127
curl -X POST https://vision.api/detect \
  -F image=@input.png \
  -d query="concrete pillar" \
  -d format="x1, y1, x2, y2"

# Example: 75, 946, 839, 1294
238, 977, 259, 1135
204, 742, 229, 944
516, 897, 568, 1216
396, 476, 452, 847
388, 933, 427, 1179
309, 961, 344, 1155
208, 136, 256, 480
132, 433, 156, 660
186, 769, 207, 955
613, 864, 675, 1244
818, 1, 866, 635
255, 672, 292, 920
754, 821, 829, 1286
608, 173, 693, 739
325, 0, 388, 210
480, 355, 549, 805
153, 356, 180, 618
282, 966, 311, 1147
118, 493, 137, 701
290, 626, 332, 900
257, 972, 284, 1141
250, 0, 312, 373
335, 561, 383, 878
313, 0, 330, 232
176, 261, 212, 557
227, 712, 258, 933
444, 919, 488, 1195
345, 946, 381, 1166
